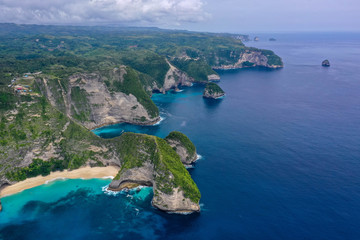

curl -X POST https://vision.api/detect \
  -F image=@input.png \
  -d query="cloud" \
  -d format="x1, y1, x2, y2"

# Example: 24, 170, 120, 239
0, 0, 208, 26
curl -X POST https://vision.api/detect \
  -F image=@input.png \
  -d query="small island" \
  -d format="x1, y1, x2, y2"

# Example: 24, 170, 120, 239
203, 82, 225, 99
322, 59, 330, 67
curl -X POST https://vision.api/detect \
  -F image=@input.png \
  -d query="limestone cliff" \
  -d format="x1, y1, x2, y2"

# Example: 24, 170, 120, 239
108, 134, 201, 213
165, 131, 198, 165
212, 50, 283, 70
36, 66, 160, 129
0, 98, 200, 213
152, 60, 194, 93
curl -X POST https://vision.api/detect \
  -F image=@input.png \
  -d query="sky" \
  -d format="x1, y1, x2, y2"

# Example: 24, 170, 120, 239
0, 0, 359, 33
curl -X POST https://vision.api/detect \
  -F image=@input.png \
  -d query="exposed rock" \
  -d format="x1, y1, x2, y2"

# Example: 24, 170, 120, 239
203, 82, 225, 99
322, 59, 330, 67
269, 38, 277, 41
207, 74, 221, 81
154, 60, 194, 93
254, 36, 260, 41
108, 134, 201, 213
37, 67, 160, 129
152, 186, 200, 213
212, 50, 283, 70
165, 131, 197, 165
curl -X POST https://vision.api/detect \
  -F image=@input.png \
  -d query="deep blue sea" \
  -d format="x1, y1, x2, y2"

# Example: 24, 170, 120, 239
1, 33, 360, 239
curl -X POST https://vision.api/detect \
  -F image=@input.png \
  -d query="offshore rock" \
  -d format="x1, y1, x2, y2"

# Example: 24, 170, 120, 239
203, 82, 225, 99
322, 59, 330, 67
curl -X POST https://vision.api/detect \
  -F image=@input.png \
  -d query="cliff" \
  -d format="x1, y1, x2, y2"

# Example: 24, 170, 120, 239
0, 24, 285, 214
0, 96, 200, 213
165, 131, 198, 165
212, 49, 283, 70
203, 83, 225, 99
36, 66, 160, 129
108, 134, 201, 213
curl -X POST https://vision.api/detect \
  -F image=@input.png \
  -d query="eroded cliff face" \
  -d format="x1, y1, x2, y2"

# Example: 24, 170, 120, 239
108, 134, 201, 214
212, 50, 283, 70
165, 139, 197, 165
37, 67, 160, 129
109, 164, 200, 213
153, 60, 194, 93
203, 89, 225, 99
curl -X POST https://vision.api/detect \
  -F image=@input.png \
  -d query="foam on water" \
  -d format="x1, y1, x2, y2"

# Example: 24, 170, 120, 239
45, 177, 67, 184
152, 116, 165, 126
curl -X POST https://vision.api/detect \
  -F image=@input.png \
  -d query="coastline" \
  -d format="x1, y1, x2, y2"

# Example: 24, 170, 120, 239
0, 166, 120, 197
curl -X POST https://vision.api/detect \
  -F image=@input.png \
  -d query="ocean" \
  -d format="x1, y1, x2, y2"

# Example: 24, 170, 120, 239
1, 32, 360, 239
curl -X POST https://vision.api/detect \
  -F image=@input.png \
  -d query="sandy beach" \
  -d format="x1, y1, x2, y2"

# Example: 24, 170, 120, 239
0, 166, 119, 197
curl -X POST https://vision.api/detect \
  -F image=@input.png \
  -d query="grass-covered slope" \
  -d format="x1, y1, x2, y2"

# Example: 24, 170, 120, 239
165, 131, 197, 164
0, 93, 110, 182
0, 89, 200, 213
203, 82, 225, 99
0, 24, 282, 91
205, 82, 225, 94
112, 132, 200, 204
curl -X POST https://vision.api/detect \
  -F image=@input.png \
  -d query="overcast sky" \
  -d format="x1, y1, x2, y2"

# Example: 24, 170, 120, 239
0, 0, 359, 33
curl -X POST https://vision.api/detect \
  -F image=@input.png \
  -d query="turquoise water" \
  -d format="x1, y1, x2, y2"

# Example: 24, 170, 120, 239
2, 33, 360, 239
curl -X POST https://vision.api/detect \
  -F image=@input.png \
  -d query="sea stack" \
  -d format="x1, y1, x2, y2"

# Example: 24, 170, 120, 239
203, 82, 225, 99
322, 59, 330, 67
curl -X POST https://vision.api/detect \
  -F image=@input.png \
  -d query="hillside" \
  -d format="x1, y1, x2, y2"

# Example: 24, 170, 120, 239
0, 24, 282, 127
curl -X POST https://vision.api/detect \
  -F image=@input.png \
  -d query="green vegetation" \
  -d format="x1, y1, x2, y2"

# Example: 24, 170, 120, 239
0, 91, 16, 111
6, 158, 67, 181
171, 58, 216, 82
165, 131, 196, 160
109, 67, 159, 118
70, 86, 91, 122
155, 138, 200, 203
111, 132, 200, 203
242, 61, 255, 67
114, 133, 158, 179
260, 49, 283, 66
0, 23, 283, 208
205, 82, 225, 95
0, 94, 109, 182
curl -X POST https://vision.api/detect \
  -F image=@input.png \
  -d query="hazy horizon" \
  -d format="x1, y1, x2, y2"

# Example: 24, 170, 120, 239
0, 0, 359, 33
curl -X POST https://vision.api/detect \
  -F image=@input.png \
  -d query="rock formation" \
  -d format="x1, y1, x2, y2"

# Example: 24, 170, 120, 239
212, 50, 283, 70
0, 98, 201, 213
165, 131, 197, 165
36, 66, 160, 129
108, 134, 201, 213
322, 59, 330, 67
203, 83, 225, 99
153, 60, 194, 93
